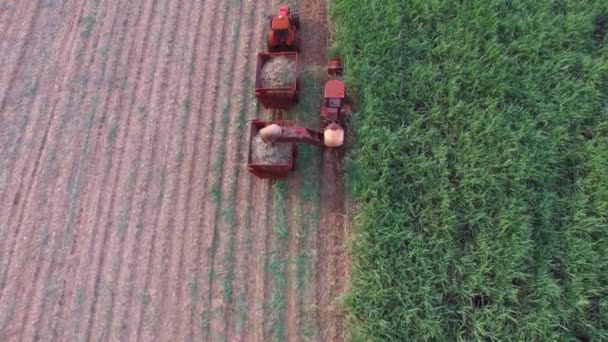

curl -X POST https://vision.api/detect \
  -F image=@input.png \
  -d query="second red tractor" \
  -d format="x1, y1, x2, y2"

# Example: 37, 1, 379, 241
267, 4, 300, 52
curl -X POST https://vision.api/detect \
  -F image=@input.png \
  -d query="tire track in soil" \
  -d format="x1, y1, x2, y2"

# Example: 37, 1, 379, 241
0, 3, 17, 45
165, 0, 224, 339
161, 0, 212, 339
297, 0, 349, 341
0, 0, 37, 163
204, 0, 262, 340
284, 173, 300, 342
132, 0, 224, 336
60, 0, 165, 340
55, 0, 148, 338
175, 0, 233, 339
262, 180, 282, 342
85, 0, 180, 340
95, 0, 198, 339
247, 179, 273, 342
0, 1, 65, 196
86, 0, 170, 340
197, 0, 248, 338
46, 0, 127, 336
0, 0, 40, 121
27, 0, 129, 337
148, 0, 199, 338
0, 0, 83, 335
0, 0, 32, 58
128, 0, 225, 340
241, 2, 273, 340
0, 0, 44, 290
131, 0, 189, 340
0, 0, 113, 337
74, 1, 149, 341
152, 0, 228, 340
0, 0, 74, 292
22, 0, 129, 339
317, 148, 349, 342
223, 0, 267, 339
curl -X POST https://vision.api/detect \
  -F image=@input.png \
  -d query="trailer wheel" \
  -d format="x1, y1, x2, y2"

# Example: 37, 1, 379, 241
294, 31, 301, 52
294, 78, 300, 103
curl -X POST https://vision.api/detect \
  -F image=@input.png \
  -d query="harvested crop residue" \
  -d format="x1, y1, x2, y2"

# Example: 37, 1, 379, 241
251, 135, 291, 164
259, 57, 295, 88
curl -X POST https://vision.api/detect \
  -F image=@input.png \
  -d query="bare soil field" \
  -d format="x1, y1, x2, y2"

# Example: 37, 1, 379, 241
0, 0, 349, 341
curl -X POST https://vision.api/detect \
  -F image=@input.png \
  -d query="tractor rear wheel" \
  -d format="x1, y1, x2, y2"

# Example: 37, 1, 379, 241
292, 14, 300, 29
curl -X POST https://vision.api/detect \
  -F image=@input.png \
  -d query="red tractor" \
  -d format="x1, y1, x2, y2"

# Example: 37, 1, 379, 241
321, 58, 350, 126
267, 4, 300, 52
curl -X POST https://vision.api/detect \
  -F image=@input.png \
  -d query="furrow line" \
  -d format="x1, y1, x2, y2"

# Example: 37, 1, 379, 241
242, 2, 273, 340
0, 0, 41, 122
0, 0, 47, 289
149, 0, 201, 339
55, 3, 150, 334
70, 1, 143, 341
0, 0, 86, 336
58, 1, 156, 340
121, 0, 183, 339
137, 0, 189, 339
220, 0, 266, 339
168, 5, 208, 342
99, 0, 173, 339
204, 0, 253, 338
0, 0, 79, 282
0, 0, 41, 173
0, 0, 110, 334
179, 0, 233, 339
26, 0, 135, 340
84, 0, 178, 339
0, 1, 17, 45
62, 0, 166, 340
225, 1, 265, 341
230, 14, 267, 336
284, 174, 300, 342
168, 0, 225, 339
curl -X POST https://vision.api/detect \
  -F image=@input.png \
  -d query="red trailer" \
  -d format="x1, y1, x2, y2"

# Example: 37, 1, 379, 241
254, 52, 299, 109
247, 120, 296, 179
247, 119, 342, 179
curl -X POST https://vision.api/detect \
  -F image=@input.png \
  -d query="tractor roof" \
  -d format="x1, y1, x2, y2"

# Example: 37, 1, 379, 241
324, 80, 345, 98
278, 4, 290, 17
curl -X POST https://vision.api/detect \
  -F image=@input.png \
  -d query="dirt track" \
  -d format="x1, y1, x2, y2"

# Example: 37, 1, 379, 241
0, 0, 349, 341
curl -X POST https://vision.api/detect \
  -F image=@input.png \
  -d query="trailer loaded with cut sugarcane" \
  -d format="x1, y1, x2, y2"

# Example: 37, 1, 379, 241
246, 4, 351, 179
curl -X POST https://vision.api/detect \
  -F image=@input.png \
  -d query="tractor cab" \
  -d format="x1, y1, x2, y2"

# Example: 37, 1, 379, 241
271, 14, 290, 37
321, 80, 350, 124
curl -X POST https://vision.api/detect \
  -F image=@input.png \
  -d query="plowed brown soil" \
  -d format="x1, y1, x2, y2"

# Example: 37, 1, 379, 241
0, 0, 349, 341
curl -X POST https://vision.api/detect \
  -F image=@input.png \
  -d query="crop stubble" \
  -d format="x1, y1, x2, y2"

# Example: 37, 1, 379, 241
0, 0, 348, 341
